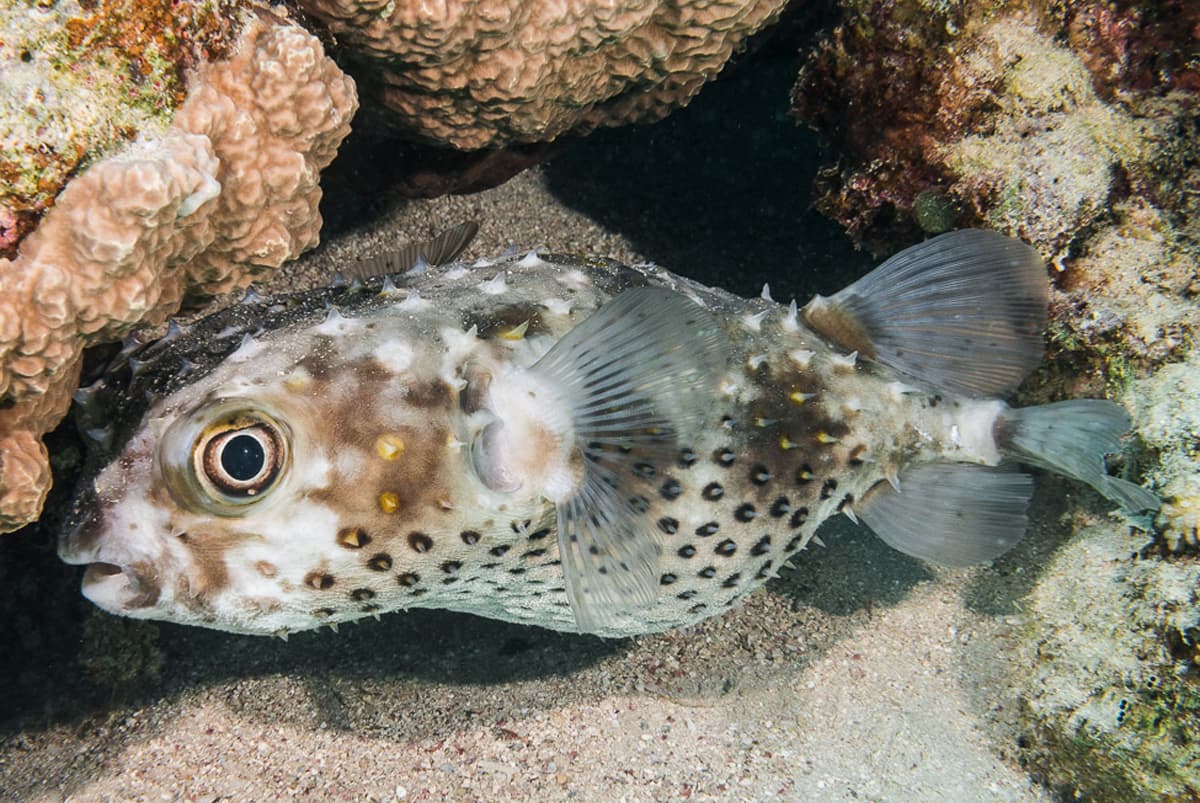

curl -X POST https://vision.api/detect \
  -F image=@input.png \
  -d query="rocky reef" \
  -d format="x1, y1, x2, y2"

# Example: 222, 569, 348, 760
0, 2, 357, 532
793, 0, 1199, 796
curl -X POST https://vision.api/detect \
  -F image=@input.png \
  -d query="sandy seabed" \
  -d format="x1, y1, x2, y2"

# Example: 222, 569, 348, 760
1, 47, 1070, 801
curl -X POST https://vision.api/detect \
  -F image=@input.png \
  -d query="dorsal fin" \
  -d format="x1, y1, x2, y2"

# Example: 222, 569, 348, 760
345, 221, 479, 281
803, 229, 1049, 397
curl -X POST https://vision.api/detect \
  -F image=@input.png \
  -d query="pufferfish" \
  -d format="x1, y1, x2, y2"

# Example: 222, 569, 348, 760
60, 229, 1159, 638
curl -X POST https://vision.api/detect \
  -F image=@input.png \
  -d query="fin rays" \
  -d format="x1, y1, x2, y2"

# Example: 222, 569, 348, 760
532, 288, 729, 633
804, 229, 1049, 397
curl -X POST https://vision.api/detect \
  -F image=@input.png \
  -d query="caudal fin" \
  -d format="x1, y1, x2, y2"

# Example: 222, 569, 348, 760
996, 400, 1160, 512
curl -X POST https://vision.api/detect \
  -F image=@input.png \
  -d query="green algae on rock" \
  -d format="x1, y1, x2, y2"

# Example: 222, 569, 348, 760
0, 0, 242, 259
1012, 519, 1200, 800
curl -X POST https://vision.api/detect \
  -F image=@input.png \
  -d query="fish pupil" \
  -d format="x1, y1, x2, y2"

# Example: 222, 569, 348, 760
221, 434, 265, 481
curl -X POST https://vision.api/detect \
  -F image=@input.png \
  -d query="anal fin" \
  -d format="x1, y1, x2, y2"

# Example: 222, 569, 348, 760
857, 463, 1033, 566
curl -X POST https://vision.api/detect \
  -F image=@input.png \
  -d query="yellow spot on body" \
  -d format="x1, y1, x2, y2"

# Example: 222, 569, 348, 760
779, 434, 797, 450
379, 492, 400, 513
498, 320, 530, 341
337, 527, 369, 549
284, 372, 311, 391
789, 390, 814, 405
816, 430, 840, 444
374, 433, 406, 460
798, 467, 814, 480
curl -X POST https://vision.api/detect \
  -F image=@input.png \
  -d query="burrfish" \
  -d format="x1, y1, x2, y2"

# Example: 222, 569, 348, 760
60, 229, 1159, 638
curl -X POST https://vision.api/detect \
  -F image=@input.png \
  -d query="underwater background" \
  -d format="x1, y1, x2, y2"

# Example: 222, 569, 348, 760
1, 1, 1197, 799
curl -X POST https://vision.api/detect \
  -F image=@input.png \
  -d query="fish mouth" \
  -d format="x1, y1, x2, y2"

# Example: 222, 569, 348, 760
81, 561, 161, 612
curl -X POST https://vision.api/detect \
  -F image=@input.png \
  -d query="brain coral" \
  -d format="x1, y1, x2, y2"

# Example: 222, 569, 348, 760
296, 0, 788, 149
0, 10, 357, 532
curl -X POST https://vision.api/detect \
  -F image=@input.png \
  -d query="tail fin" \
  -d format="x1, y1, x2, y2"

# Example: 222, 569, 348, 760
996, 400, 1160, 512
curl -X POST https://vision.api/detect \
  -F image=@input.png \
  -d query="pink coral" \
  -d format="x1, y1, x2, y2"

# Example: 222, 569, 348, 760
297, 0, 787, 149
0, 11, 357, 532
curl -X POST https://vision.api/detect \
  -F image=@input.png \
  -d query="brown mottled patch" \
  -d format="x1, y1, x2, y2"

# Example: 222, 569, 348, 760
404, 378, 454, 409
122, 560, 162, 608
467, 304, 550, 340
175, 530, 261, 606
255, 560, 278, 578
297, 335, 339, 380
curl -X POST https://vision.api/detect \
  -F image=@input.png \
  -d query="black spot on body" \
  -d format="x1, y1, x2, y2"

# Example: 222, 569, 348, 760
628, 495, 650, 514
702, 482, 724, 501
756, 560, 774, 579
734, 504, 757, 522
677, 590, 697, 600
695, 521, 719, 537
398, 572, 420, 587
715, 539, 737, 557
698, 566, 716, 578
528, 527, 551, 541
633, 462, 657, 479
660, 479, 682, 500
689, 603, 708, 614
713, 448, 735, 467
408, 532, 434, 552
786, 535, 804, 552
769, 496, 790, 517
440, 561, 461, 574
749, 464, 771, 485
837, 493, 855, 512
367, 553, 393, 571
350, 588, 375, 601
305, 572, 335, 590
678, 448, 697, 468
460, 530, 482, 545
678, 545, 697, 558
789, 507, 809, 529
660, 573, 678, 586
490, 545, 511, 557
751, 536, 771, 556
821, 478, 839, 499
521, 548, 547, 559
657, 517, 679, 535
721, 573, 741, 588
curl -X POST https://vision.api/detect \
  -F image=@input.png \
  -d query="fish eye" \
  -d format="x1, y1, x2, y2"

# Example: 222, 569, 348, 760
159, 402, 292, 514
197, 420, 284, 499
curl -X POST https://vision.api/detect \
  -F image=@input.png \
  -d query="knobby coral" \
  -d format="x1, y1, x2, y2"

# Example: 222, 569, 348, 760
0, 10, 357, 532
296, 0, 788, 150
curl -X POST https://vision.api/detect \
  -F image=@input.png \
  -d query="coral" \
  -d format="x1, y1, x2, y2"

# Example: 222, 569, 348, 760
295, 0, 788, 150
0, 10, 357, 532
0, 0, 242, 261
1011, 519, 1200, 800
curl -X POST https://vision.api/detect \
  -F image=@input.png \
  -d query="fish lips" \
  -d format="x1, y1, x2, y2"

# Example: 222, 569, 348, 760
59, 500, 162, 613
